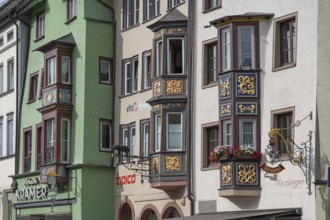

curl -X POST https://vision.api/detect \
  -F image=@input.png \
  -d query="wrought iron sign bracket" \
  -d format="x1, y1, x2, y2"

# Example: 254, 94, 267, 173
262, 111, 313, 195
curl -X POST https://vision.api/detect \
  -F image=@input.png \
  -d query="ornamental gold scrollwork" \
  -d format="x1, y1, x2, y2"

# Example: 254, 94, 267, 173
153, 81, 161, 97
239, 104, 255, 113
165, 155, 181, 172
152, 157, 159, 173
166, 80, 183, 95
220, 105, 231, 116
167, 27, 184, 33
237, 75, 256, 96
219, 79, 231, 98
221, 164, 232, 185
237, 164, 257, 184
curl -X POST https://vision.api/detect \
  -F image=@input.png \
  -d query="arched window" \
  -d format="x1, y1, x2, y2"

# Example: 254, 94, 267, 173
162, 207, 181, 219
119, 203, 133, 220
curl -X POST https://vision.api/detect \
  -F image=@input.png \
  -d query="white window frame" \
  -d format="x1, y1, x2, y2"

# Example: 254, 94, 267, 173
46, 118, 55, 163
7, 115, 14, 156
47, 57, 56, 85
237, 25, 255, 70
142, 51, 151, 89
145, 0, 160, 21
100, 59, 112, 84
0, 117, 3, 157
142, 123, 149, 157
37, 12, 45, 38
0, 64, 3, 93
166, 112, 183, 151
132, 59, 138, 92
167, 37, 184, 75
156, 40, 163, 77
100, 120, 112, 152
62, 56, 71, 84
222, 120, 232, 148
68, 0, 76, 20
221, 28, 231, 72
0, 37, 3, 48
155, 114, 161, 151
130, 126, 136, 156
239, 119, 256, 149
124, 62, 131, 95
7, 59, 14, 90
133, 0, 139, 25
61, 118, 71, 163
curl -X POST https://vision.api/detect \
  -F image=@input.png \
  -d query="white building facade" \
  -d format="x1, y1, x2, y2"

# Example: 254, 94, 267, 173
194, 0, 318, 219
0, 13, 16, 220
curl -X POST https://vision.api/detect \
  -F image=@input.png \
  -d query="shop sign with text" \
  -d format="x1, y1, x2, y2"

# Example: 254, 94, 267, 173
16, 178, 49, 201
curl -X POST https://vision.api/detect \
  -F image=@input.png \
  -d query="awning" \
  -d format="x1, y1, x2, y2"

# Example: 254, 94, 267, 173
166, 208, 302, 220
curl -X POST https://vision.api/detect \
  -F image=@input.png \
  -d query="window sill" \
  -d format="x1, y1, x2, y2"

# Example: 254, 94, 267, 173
0, 154, 15, 161
167, 1, 185, 11
0, 89, 14, 98
202, 5, 222, 14
122, 23, 140, 33
201, 164, 219, 171
272, 62, 296, 72
99, 81, 113, 85
119, 91, 139, 99
202, 82, 218, 89
139, 87, 152, 93
65, 16, 77, 25
34, 35, 45, 43
26, 98, 37, 104
142, 14, 162, 25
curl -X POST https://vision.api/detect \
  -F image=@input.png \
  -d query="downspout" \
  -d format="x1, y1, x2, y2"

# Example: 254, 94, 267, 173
9, 11, 30, 174
96, 0, 116, 167
187, 0, 195, 216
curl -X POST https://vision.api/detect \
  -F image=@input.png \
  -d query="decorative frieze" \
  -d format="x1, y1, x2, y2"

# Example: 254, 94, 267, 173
166, 79, 183, 95
165, 155, 181, 172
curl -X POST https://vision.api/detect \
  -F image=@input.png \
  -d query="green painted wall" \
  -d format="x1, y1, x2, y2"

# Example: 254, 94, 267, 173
15, 0, 115, 219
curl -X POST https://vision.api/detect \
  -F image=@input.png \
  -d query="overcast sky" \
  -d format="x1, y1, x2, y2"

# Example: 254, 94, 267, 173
0, 0, 7, 4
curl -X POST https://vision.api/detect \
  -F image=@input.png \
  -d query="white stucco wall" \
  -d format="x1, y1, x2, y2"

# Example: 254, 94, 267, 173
194, 0, 317, 219
0, 22, 16, 220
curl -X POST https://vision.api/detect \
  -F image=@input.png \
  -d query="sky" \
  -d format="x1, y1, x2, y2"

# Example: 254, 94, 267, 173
0, 0, 7, 5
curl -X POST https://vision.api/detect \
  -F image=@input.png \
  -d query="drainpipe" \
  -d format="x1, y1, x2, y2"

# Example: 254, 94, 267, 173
9, 11, 30, 174
96, 0, 116, 167
187, 0, 195, 216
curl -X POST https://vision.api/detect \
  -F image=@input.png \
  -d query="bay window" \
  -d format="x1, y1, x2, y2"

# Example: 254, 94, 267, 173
47, 57, 56, 85
167, 38, 184, 74
238, 25, 255, 69
61, 118, 70, 163
221, 28, 231, 72
239, 119, 256, 148
62, 56, 71, 84
222, 120, 232, 147
45, 119, 55, 164
167, 113, 183, 150
156, 40, 163, 77
155, 114, 161, 151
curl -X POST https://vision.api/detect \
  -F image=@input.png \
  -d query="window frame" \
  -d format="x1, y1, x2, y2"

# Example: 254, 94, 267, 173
202, 38, 218, 86
140, 119, 150, 157
141, 51, 152, 90
7, 113, 14, 156
154, 114, 161, 152
99, 57, 113, 85
144, 0, 160, 21
203, 0, 221, 12
123, 0, 140, 29
201, 122, 219, 169
239, 118, 257, 148
155, 39, 163, 77
222, 120, 232, 148
67, 0, 76, 21
60, 118, 71, 163
36, 11, 45, 39
0, 117, 3, 158
221, 27, 231, 72
166, 37, 185, 75
100, 119, 112, 152
237, 25, 255, 70
7, 58, 14, 91
122, 56, 138, 95
7, 29, 14, 42
36, 123, 42, 170
61, 56, 71, 84
272, 107, 295, 157
120, 123, 136, 158
272, 12, 298, 71
28, 72, 39, 102
0, 63, 3, 94
46, 57, 56, 86
129, 125, 136, 156
168, 0, 184, 9
45, 118, 56, 165
23, 127, 32, 173
166, 112, 183, 151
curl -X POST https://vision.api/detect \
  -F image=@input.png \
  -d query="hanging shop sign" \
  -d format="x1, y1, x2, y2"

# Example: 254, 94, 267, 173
16, 178, 49, 201
260, 163, 285, 174
116, 174, 136, 186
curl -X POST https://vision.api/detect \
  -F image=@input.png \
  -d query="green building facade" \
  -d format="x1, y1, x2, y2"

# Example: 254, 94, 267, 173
10, 0, 115, 219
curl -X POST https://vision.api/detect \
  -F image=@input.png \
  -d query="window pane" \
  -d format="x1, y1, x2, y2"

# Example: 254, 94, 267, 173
168, 38, 183, 74
156, 41, 162, 76
130, 127, 136, 156
125, 62, 131, 94
61, 119, 70, 162
8, 60, 14, 90
100, 60, 110, 82
0, 121, 2, 157
101, 123, 111, 150
168, 114, 182, 150
62, 56, 70, 83
239, 27, 253, 68
222, 29, 231, 71
0, 66, 3, 93
143, 124, 149, 157
47, 58, 56, 85
242, 122, 253, 145
45, 119, 55, 164
207, 126, 218, 157
132, 60, 138, 92
155, 115, 161, 151
7, 119, 13, 155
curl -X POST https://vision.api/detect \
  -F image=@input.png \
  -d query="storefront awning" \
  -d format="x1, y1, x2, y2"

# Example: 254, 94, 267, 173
166, 208, 302, 220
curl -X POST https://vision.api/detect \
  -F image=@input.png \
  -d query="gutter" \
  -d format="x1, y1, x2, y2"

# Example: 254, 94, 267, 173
96, 0, 116, 162
187, 0, 195, 216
